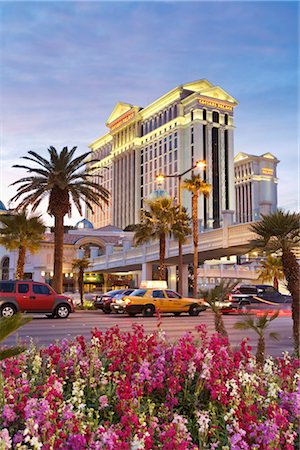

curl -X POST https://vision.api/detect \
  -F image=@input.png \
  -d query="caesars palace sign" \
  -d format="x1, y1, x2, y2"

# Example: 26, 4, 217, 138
199, 98, 233, 111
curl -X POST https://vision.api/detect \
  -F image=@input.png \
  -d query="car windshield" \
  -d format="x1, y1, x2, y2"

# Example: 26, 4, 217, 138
105, 290, 123, 297
130, 289, 147, 297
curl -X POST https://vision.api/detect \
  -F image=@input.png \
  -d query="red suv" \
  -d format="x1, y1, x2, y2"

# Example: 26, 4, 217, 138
0, 280, 75, 319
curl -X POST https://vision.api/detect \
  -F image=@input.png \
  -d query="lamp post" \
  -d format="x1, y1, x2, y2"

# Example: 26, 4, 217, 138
156, 160, 206, 295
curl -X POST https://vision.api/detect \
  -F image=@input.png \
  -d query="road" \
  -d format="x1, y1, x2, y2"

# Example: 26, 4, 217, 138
2, 310, 294, 358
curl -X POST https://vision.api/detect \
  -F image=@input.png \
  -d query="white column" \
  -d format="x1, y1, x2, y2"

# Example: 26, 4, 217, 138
219, 127, 226, 212
134, 149, 141, 224
227, 128, 235, 213
206, 125, 213, 227
168, 265, 177, 291
141, 262, 152, 280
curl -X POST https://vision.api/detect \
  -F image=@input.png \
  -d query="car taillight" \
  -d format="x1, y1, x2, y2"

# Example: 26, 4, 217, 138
228, 294, 232, 302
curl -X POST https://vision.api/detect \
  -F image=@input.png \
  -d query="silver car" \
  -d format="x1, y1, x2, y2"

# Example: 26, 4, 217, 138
110, 289, 135, 313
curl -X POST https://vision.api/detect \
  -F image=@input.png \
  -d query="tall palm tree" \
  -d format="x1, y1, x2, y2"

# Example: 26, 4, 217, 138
135, 198, 190, 281
183, 174, 211, 298
234, 312, 279, 365
258, 255, 284, 291
250, 210, 300, 356
10, 146, 109, 293
72, 257, 90, 307
200, 280, 238, 339
0, 211, 45, 279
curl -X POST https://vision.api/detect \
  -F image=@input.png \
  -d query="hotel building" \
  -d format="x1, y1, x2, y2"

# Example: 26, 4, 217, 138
87, 79, 238, 230
234, 152, 279, 223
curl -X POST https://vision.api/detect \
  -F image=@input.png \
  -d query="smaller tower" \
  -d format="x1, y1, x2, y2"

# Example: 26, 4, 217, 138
234, 152, 279, 223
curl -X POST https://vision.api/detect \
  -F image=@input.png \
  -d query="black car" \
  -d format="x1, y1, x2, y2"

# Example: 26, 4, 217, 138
223, 284, 292, 313
93, 289, 134, 313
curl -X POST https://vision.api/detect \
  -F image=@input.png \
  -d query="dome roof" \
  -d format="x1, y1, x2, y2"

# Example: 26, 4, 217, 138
148, 189, 171, 202
0, 201, 7, 212
75, 218, 94, 229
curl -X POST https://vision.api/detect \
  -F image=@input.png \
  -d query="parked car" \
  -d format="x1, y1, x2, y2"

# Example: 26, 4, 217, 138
222, 284, 292, 314
122, 288, 207, 317
0, 280, 75, 318
93, 289, 134, 313
110, 289, 135, 313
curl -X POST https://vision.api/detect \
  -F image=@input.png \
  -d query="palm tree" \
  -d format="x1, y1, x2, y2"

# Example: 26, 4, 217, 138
250, 210, 300, 356
234, 312, 279, 365
135, 198, 190, 281
10, 146, 109, 293
258, 255, 284, 291
0, 211, 45, 279
0, 314, 32, 360
183, 174, 211, 298
200, 280, 238, 339
72, 257, 90, 307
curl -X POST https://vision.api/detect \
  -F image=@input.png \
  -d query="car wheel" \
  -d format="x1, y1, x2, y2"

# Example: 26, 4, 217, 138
55, 304, 70, 319
174, 312, 181, 316
189, 304, 201, 316
0, 304, 16, 317
143, 304, 155, 317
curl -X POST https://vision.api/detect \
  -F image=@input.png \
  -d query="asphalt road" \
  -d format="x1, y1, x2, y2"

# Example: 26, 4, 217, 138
2, 310, 294, 358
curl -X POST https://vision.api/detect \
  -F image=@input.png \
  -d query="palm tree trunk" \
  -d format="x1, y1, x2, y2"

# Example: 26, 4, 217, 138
256, 335, 265, 366
214, 309, 229, 339
53, 214, 64, 293
273, 275, 278, 291
282, 250, 300, 356
159, 233, 166, 281
79, 269, 84, 307
16, 246, 26, 279
192, 193, 199, 298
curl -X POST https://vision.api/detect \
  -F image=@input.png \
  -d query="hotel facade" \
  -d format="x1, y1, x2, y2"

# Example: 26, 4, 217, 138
87, 79, 238, 230
234, 152, 278, 223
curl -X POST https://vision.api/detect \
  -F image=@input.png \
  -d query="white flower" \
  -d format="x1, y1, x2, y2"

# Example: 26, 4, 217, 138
263, 357, 274, 375
196, 410, 210, 434
225, 379, 239, 397
187, 361, 196, 380
131, 434, 146, 449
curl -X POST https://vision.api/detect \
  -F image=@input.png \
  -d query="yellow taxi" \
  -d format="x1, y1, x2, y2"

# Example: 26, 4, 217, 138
123, 287, 207, 317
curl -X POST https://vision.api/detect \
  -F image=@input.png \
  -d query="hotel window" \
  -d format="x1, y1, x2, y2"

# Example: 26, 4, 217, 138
191, 127, 194, 144
212, 111, 219, 123
159, 114, 162, 126
149, 121, 153, 132
145, 123, 148, 134
164, 110, 167, 123
154, 117, 157, 129
191, 110, 194, 121
169, 107, 172, 121
203, 109, 207, 120
224, 114, 228, 125
174, 149, 177, 161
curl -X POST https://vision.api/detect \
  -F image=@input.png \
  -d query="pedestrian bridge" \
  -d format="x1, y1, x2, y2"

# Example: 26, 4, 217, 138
89, 222, 256, 274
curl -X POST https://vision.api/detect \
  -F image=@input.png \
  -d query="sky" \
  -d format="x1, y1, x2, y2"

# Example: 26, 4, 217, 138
0, 0, 299, 226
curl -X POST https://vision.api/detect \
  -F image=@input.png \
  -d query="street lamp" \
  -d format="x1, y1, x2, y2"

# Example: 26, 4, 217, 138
156, 160, 206, 295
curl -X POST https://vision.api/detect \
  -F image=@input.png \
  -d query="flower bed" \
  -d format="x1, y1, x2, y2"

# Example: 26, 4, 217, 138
0, 324, 299, 449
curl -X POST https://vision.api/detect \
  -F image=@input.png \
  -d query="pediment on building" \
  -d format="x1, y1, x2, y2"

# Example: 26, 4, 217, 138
106, 102, 134, 124
261, 152, 276, 160
106, 102, 142, 127
183, 79, 214, 93
234, 152, 250, 162
200, 86, 238, 104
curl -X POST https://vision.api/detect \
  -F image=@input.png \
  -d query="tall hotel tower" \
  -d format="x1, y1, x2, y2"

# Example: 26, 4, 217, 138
87, 79, 238, 230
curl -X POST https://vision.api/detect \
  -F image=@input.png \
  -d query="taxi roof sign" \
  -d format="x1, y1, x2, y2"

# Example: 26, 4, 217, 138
140, 280, 168, 289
